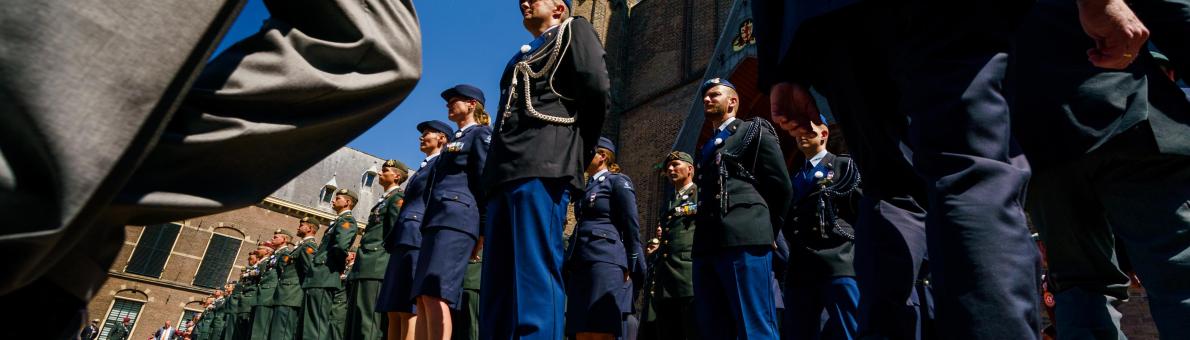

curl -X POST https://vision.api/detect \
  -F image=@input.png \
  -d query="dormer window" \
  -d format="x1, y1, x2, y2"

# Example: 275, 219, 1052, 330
362, 166, 378, 187
321, 177, 339, 203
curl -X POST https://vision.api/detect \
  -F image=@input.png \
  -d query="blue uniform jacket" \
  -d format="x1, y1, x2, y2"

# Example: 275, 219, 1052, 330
568, 171, 643, 275
387, 155, 441, 250
423, 124, 491, 237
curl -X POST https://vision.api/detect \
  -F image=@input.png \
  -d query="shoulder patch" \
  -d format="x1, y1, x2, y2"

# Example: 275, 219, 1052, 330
396, 199, 404, 208
341, 221, 352, 229
306, 247, 314, 255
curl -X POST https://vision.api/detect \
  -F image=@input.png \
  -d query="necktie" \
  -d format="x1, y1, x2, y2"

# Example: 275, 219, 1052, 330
699, 128, 732, 163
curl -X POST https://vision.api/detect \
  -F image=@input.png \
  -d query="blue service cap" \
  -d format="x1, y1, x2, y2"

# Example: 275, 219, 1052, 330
700, 77, 736, 94
416, 120, 456, 141
597, 136, 616, 154
441, 84, 485, 106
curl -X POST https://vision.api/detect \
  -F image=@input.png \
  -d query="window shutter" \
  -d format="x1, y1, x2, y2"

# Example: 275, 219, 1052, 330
193, 234, 242, 288
100, 298, 144, 340
125, 223, 181, 277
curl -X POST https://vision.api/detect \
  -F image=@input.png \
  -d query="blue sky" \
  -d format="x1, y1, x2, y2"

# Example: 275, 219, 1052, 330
216, 0, 531, 167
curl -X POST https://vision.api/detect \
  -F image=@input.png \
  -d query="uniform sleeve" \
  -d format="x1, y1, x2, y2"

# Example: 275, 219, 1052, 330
562, 17, 611, 169
754, 122, 794, 238
295, 242, 314, 277
115, 0, 423, 225
610, 175, 643, 275
331, 217, 358, 268
382, 193, 403, 252
469, 128, 492, 232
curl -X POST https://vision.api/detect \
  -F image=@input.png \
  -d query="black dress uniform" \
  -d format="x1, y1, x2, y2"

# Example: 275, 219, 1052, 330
783, 151, 862, 340
1010, 0, 1190, 337
480, 14, 611, 338
413, 118, 491, 308
646, 180, 698, 340
565, 165, 643, 336
378, 123, 449, 313
692, 92, 793, 339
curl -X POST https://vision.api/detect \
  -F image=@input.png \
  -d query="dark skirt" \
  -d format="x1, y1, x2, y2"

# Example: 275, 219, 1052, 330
565, 261, 628, 335
411, 227, 476, 308
376, 245, 419, 313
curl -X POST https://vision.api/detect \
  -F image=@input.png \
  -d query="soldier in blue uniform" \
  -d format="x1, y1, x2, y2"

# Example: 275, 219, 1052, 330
379, 120, 451, 340
692, 78, 793, 340
753, 1, 1039, 339
481, 0, 611, 337
413, 85, 491, 340
564, 137, 643, 340
783, 118, 862, 340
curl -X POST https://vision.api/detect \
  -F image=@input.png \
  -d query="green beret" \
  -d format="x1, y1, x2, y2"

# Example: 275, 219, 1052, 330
273, 228, 294, 239
336, 188, 358, 201
383, 159, 410, 173
665, 151, 694, 165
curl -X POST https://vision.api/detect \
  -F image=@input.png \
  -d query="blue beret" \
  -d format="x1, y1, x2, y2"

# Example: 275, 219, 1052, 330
416, 120, 456, 141
441, 84, 485, 106
597, 136, 616, 154
563, 0, 571, 8
700, 77, 736, 94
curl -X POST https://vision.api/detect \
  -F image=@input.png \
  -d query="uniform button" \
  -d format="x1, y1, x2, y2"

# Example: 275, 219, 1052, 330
663, 253, 669, 258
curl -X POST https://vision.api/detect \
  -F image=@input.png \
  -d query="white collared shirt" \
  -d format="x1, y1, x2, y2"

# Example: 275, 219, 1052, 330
381, 185, 399, 199
337, 209, 351, 216
591, 169, 610, 182
716, 117, 737, 132
676, 182, 695, 195
457, 122, 477, 133
808, 150, 828, 167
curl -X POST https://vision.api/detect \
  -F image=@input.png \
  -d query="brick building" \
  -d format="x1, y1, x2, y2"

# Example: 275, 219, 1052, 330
85, 147, 387, 340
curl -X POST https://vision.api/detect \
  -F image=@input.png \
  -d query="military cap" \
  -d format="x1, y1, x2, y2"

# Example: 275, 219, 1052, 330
597, 136, 616, 154
563, 0, 571, 8
1152, 51, 1172, 67
299, 216, 314, 224
335, 188, 358, 202
694, 76, 733, 92
416, 120, 456, 142
665, 151, 694, 165
383, 159, 410, 173
257, 241, 271, 249
273, 228, 294, 239
440, 84, 486, 106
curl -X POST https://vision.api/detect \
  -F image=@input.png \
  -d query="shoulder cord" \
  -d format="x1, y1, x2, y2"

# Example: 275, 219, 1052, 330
814, 158, 861, 241
501, 18, 577, 130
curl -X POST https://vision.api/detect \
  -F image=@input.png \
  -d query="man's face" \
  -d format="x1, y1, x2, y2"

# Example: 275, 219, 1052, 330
271, 234, 286, 247
419, 130, 446, 154
297, 222, 315, 237
702, 86, 735, 118
446, 97, 473, 123
665, 160, 693, 184
331, 194, 352, 211
165, 321, 171, 328
795, 121, 829, 150
379, 167, 401, 187
521, 0, 558, 20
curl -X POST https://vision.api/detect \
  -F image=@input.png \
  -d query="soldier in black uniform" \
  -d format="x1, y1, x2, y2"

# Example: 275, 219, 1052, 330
480, 0, 611, 338
692, 78, 792, 339
782, 118, 862, 340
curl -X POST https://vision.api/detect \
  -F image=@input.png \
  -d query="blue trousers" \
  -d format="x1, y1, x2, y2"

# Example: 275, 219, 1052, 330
785, 276, 859, 340
481, 179, 570, 339
693, 246, 779, 340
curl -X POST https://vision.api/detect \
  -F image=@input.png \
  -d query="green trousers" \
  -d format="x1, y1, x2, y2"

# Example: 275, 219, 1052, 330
303, 288, 340, 340
332, 285, 347, 340
250, 306, 274, 340
451, 260, 482, 340
346, 279, 387, 340
269, 306, 299, 340
236, 312, 251, 340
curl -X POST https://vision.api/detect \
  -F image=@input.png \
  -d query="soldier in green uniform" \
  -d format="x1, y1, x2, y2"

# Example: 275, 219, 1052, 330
300, 189, 358, 340
347, 159, 408, 340
451, 248, 483, 340
270, 229, 303, 340
107, 316, 132, 340
238, 253, 262, 340
252, 242, 279, 339
210, 285, 230, 340
193, 296, 215, 340
227, 277, 247, 340
643, 151, 699, 339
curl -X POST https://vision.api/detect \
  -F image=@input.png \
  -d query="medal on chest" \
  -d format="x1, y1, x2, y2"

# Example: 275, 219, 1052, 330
446, 141, 464, 153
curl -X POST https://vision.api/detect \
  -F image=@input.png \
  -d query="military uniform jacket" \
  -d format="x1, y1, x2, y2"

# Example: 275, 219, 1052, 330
424, 124, 491, 237
567, 171, 643, 274
208, 298, 226, 330
256, 255, 280, 306
483, 17, 611, 194
389, 156, 439, 249
693, 118, 793, 253
303, 211, 356, 289
107, 323, 131, 340
273, 246, 304, 307
238, 270, 257, 313
353, 188, 404, 280
653, 184, 698, 299
786, 152, 861, 277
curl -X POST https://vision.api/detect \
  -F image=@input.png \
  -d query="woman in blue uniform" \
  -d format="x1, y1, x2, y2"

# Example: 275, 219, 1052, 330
377, 120, 452, 340
566, 137, 644, 340
412, 84, 491, 340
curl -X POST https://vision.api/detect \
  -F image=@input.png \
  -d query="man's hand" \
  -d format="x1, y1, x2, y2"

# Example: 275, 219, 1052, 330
470, 236, 484, 261
769, 82, 822, 138
1078, 0, 1149, 69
